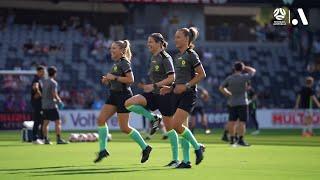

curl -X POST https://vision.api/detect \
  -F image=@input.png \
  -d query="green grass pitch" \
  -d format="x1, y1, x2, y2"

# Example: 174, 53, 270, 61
0, 129, 320, 180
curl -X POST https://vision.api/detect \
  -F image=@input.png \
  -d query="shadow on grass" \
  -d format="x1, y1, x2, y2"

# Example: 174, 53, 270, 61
30, 166, 172, 176
0, 165, 86, 172
8, 167, 131, 175
0, 144, 32, 147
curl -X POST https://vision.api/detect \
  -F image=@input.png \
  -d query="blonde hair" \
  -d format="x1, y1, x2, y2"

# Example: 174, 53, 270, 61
306, 76, 314, 86
114, 40, 132, 61
177, 27, 199, 49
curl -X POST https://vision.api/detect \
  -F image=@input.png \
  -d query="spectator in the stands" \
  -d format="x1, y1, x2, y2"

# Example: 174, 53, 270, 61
60, 87, 71, 107
109, 21, 124, 40
33, 41, 42, 55
84, 89, 95, 109
60, 20, 68, 31
220, 23, 231, 41
91, 33, 111, 61
13, 62, 22, 70
265, 23, 276, 41
235, 23, 249, 41
255, 23, 266, 42
23, 39, 34, 55
313, 36, 320, 57
161, 12, 169, 38
4, 95, 15, 112
203, 48, 213, 61
69, 16, 81, 29
6, 11, 15, 27
91, 96, 104, 110
17, 95, 27, 112
300, 29, 312, 67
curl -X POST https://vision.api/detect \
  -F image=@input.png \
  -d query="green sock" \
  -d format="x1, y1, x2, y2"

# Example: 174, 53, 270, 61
167, 130, 179, 161
129, 128, 148, 150
98, 125, 108, 151
126, 105, 155, 121
181, 128, 200, 150
180, 137, 190, 163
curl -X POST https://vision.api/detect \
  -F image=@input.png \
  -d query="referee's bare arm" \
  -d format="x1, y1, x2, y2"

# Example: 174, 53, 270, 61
114, 71, 134, 84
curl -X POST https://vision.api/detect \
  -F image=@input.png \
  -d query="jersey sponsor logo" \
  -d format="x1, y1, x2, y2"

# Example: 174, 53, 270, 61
113, 66, 118, 72
181, 60, 186, 67
154, 65, 160, 72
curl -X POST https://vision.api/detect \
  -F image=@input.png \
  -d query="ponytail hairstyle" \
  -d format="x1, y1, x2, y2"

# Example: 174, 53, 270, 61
149, 33, 168, 49
114, 40, 132, 61
178, 27, 199, 49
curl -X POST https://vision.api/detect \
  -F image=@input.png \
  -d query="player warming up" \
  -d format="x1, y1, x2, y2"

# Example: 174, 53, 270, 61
94, 40, 152, 164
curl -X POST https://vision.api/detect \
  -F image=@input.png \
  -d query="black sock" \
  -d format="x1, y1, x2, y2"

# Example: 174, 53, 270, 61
239, 136, 243, 141
230, 136, 235, 143
223, 130, 228, 136
56, 134, 61, 140
44, 136, 48, 140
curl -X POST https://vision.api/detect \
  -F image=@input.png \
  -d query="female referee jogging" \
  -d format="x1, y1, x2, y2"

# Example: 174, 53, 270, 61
125, 33, 180, 167
94, 40, 152, 164
161, 27, 206, 168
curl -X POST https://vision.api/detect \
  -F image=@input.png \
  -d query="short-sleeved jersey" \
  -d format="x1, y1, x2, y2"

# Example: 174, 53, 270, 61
31, 75, 42, 108
174, 48, 202, 85
109, 58, 132, 92
148, 51, 174, 94
298, 86, 315, 109
221, 73, 254, 106
41, 78, 58, 109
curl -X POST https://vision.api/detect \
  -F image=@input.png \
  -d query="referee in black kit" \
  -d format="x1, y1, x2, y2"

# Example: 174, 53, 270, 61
31, 65, 45, 144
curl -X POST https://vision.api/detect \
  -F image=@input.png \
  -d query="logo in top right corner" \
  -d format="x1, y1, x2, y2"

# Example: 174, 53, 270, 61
273, 8, 309, 26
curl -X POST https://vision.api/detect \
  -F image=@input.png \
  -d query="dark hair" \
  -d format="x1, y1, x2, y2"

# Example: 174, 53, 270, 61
233, 61, 244, 72
149, 33, 168, 49
177, 27, 199, 49
36, 65, 45, 71
113, 40, 132, 61
48, 66, 57, 77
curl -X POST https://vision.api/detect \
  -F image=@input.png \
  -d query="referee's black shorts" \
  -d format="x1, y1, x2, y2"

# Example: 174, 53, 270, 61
105, 90, 133, 113
141, 92, 175, 117
172, 90, 197, 114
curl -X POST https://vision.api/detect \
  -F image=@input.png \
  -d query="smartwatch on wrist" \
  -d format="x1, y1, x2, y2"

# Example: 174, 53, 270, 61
185, 82, 191, 89
153, 83, 158, 89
